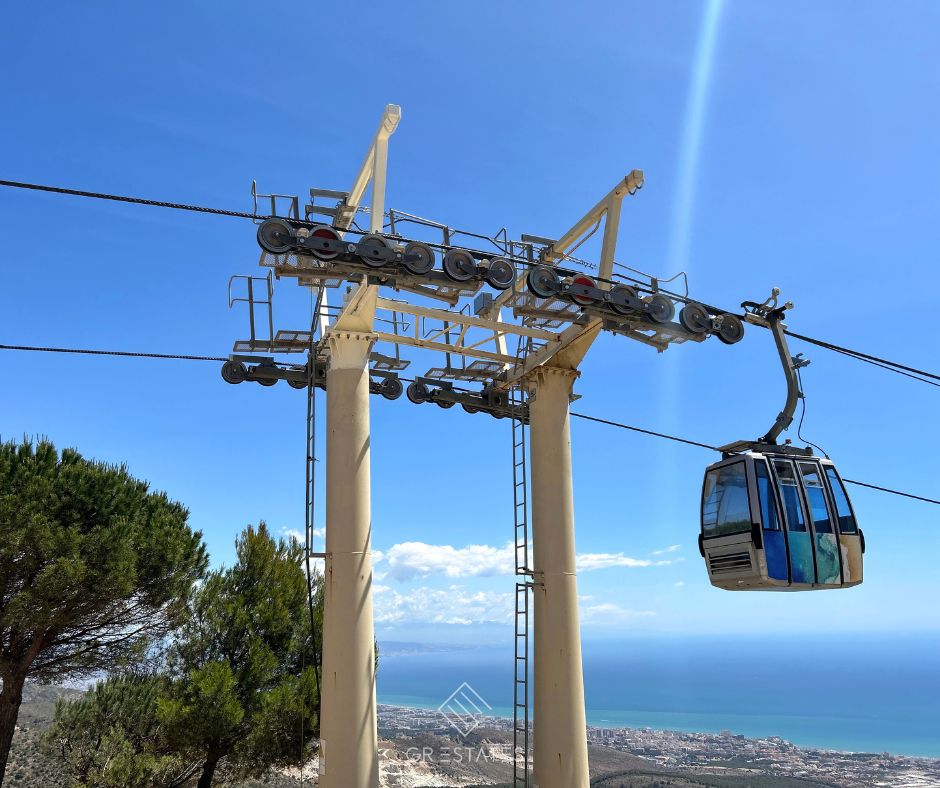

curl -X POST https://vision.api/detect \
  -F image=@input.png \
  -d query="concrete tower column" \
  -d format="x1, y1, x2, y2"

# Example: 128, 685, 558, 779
319, 329, 379, 788
529, 365, 590, 788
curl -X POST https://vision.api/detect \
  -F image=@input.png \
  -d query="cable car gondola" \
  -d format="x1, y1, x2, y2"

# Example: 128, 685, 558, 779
699, 291, 864, 591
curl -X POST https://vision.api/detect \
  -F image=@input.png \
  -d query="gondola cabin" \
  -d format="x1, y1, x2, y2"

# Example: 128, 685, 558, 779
699, 446, 864, 591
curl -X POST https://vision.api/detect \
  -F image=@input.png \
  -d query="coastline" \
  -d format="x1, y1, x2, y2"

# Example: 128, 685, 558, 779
377, 696, 940, 760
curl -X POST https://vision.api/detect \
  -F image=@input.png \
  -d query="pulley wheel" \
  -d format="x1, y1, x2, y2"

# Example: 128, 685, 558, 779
435, 398, 455, 409
257, 219, 295, 255
485, 258, 516, 291
221, 360, 248, 384
608, 284, 639, 315
406, 381, 430, 404
308, 225, 341, 261
358, 233, 392, 268
402, 241, 436, 275
287, 378, 308, 390
526, 265, 560, 299
567, 274, 598, 306
462, 402, 480, 414
645, 294, 676, 324
442, 249, 477, 282
679, 302, 711, 334
716, 314, 745, 345
380, 377, 404, 400
256, 375, 277, 387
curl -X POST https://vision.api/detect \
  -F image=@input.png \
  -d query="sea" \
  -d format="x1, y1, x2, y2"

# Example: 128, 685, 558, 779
376, 632, 940, 759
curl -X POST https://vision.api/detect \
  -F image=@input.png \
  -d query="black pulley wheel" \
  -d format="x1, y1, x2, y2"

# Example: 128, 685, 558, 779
679, 302, 711, 334
287, 378, 308, 390
257, 219, 295, 255
646, 294, 676, 324
442, 249, 477, 282
527, 265, 560, 299
716, 314, 745, 345
406, 381, 430, 404
380, 377, 404, 400
402, 241, 436, 275
462, 402, 480, 414
435, 398, 455, 409
256, 375, 277, 387
221, 360, 248, 384
358, 234, 392, 268
307, 225, 341, 261
485, 258, 516, 291
608, 284, 639, 315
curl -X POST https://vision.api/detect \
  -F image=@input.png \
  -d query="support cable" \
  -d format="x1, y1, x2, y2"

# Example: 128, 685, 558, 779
0, 178, 262, 220
784, 330, 940, 387
3, 177, 937, 387
0, 340, 933, 505
0, 343, 227, 361
568, 412, 940, 506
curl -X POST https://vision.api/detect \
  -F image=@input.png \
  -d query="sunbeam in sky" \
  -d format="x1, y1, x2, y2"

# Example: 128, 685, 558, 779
658, 0, 726, 520
668, 0, 725, 276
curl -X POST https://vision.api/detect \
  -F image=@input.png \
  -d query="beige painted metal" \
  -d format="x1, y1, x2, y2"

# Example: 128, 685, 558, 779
319, 285, 380, 788
543, 170, 644, 280
528, 361, 592, 788
376, 296, 557, 341
496, 319, 603, 390
371, 295, 558, 367
335, 104, 402, 232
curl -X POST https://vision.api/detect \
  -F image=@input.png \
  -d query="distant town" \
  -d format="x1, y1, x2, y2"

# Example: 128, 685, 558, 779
378, 704, 940, 787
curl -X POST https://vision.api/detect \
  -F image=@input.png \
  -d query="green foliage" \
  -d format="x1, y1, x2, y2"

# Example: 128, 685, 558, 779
41, 675, 195, 788
0, 438, 207, 783
0, 438, 207, 680
38, 524, 323, 786
159, 523, 321, 783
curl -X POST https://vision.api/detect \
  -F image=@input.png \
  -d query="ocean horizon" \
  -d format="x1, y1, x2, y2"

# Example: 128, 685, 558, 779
376, 632, 940, 759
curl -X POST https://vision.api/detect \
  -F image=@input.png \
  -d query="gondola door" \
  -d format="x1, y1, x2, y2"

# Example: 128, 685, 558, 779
754, 458, 788, 583
770, 459, 816, 587
823, 464, 864, 587
798, 461, 842, 587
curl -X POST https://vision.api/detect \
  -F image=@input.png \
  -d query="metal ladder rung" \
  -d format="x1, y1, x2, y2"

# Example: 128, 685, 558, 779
512, 335, 532, 788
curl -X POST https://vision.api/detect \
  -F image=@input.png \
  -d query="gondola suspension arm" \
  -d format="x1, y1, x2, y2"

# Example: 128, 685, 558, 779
741, 289, 809, 445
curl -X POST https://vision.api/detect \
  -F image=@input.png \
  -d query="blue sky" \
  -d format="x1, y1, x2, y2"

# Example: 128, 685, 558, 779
1, 1, 938, 646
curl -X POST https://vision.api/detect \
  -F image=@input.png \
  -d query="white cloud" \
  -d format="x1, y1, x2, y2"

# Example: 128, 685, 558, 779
577, 552, 655, 571
674, 580, 686, 588
378, 541, 514, 581
577, 553, 679, 570
373, 584, 513, 625
653, 544, 681, 556
372, 585, 655, 627
371, 540, 673, 581
279, 526, 325, 544
580, 602, 656, 625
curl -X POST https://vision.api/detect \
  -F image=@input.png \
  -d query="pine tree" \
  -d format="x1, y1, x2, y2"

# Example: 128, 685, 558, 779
42, 673, 198, 787
159, 523, 321, 787
0, 439, 207, 785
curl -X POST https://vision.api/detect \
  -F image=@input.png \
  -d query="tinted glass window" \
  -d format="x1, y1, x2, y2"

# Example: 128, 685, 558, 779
799, 463, 833, 534
702, 462, 751, 537
772, 460, 807, 533
755, 460, 781, 531
825, 467, 858, 534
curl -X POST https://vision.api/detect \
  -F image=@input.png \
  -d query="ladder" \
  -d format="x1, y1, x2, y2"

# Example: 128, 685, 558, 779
512, 335, 533, 788
304, 299, 323, 725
